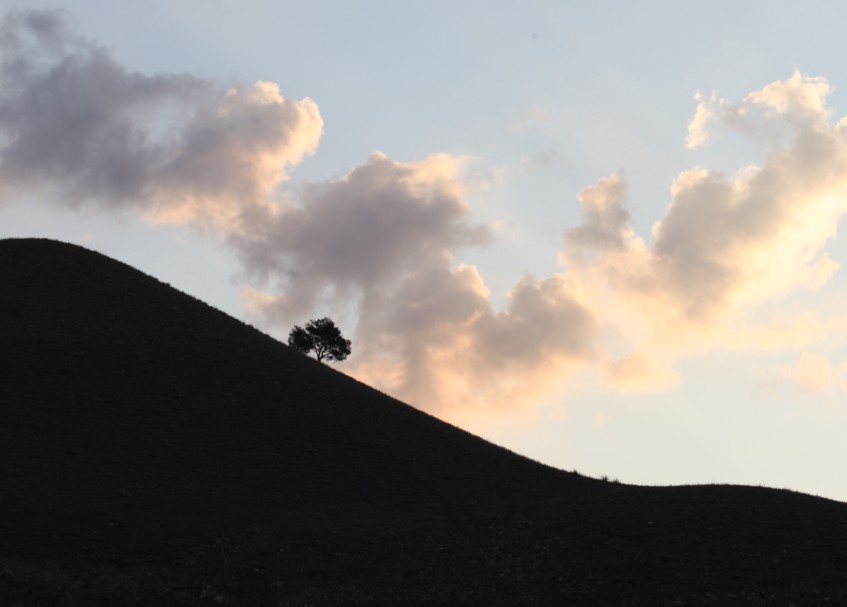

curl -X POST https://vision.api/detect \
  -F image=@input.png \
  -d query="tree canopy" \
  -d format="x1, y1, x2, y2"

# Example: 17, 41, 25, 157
287, 317, 351, 363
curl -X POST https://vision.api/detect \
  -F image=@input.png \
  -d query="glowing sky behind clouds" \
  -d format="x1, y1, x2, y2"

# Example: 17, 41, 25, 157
3, 2, 847, 501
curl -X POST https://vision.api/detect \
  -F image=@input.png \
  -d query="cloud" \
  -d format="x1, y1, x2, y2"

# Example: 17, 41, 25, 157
232, 152, 491, 320
137, 67, 847, 415
607, 77, 841, 311
237, 153, 598, 421
149, 80, 322, 229
551, 71, 847, 392
1, 10, 592, 422
2, 15, 846, 422
0, 9, 322, 230
536, 73, 847, 398
686, 90, 716, 148
563, 172, 632, 259
683, 71, 833, 147
348, 268, 599, 425
729, 71, 832, 138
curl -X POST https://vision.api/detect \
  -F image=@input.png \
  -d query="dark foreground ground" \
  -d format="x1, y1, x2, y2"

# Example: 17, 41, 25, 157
1, 239, 845, 606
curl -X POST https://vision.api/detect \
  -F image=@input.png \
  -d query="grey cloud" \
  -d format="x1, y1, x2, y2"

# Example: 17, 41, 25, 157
563, 172, 631, 260
381, 266, 489, 338
0, 9, 606, 417
0, 9, 322, 225
233, 153, 491, 319
0, 10, 205, 206
650, 171, 743, 317
237, 151, 599, 415
346, 265, 598, 415
475, 275, 596, 366
0, 9, 601, 417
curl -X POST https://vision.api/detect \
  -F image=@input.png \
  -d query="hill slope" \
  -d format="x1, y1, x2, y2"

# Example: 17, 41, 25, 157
1, 238, 846, 606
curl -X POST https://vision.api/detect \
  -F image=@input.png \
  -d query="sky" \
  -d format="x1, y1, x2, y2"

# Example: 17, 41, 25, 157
2, 2, 847, 501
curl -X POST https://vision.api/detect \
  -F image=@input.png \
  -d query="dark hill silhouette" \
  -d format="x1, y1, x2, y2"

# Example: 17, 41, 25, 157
1, 237, 845, 606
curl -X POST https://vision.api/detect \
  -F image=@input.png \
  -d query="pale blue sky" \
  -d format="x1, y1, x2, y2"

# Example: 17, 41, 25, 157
2, 2, 847, 501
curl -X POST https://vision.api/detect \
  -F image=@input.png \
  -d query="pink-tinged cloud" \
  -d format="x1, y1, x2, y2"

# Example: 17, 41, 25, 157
237, 153, 598, 423
558, 72, 847, 387
150, 80, 322, 229
353, 270, 598, 423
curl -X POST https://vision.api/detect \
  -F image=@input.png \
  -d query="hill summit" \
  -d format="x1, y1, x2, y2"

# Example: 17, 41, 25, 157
1, 238, 846, 606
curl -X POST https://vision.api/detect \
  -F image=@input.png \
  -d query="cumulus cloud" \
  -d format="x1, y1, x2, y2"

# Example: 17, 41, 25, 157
237, 153, 598, 420
684, 71, 834, 147
658, 74, 846, 318
3, 14, 846, 421
133, 67, 847, 414
232, 152, 491, 319
563, 172, 632, 259
553, 71, 847, 391
0, 9, 322, 229
1, 10, 597, 421
348, 269, 598, 424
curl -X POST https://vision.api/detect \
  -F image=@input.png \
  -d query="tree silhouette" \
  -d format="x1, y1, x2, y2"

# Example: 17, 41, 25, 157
287, 317, 351, 363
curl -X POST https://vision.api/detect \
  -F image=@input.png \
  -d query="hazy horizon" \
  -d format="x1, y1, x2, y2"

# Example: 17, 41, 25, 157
2, 2, 847, 502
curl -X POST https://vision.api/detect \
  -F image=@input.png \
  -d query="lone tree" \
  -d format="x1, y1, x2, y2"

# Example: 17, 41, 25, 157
287, 317, 352, 363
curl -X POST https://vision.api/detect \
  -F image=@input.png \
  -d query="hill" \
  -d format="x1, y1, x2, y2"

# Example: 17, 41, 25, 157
1, 238, 845, 606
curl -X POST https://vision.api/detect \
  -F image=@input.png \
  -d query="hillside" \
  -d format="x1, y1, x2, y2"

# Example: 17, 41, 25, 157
1, 238, 845, 606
